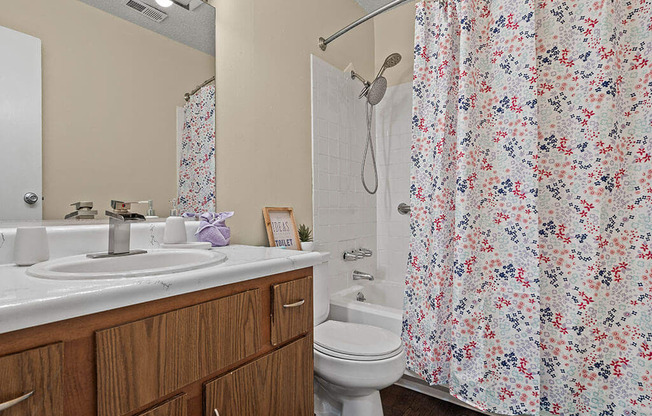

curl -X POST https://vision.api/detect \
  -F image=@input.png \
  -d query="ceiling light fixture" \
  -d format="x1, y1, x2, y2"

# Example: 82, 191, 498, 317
155, 0, 173, 7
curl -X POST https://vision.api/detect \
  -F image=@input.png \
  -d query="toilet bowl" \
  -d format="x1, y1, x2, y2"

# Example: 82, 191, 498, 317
312, 260, 406, 416
313, 320, 406, 416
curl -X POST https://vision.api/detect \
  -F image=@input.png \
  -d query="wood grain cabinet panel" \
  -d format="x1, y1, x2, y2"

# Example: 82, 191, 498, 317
0, 343, 63, 416
204, 336, 313, 416
137, 394, 187, 416
270, 276, 312, 345
96, 289, 261, 416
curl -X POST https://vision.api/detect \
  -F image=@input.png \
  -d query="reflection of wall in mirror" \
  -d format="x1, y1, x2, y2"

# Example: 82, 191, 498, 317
0, 25, 42, 220
0, 0, 215, 220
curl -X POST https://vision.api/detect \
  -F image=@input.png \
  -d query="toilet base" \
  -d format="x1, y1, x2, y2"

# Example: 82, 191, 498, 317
341, 390, 383, 416
315, 377, 385, 416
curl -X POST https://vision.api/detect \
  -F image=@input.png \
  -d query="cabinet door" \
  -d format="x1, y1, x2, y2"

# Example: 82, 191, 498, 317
0, 343, 63, 416
205, 336, 313, 416
97, 289, 261, 416
137, 394, 186, 416
270, 276, 312, 345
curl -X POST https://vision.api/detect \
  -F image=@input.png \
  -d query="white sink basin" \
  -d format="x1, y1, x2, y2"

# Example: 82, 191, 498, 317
27, 249, 227, 280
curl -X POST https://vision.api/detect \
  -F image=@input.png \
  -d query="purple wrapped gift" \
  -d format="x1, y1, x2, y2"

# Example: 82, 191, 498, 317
194, 212, 234, 247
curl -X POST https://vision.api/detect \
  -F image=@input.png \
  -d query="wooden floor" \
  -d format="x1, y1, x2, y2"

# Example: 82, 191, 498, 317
381, 385, 485, 416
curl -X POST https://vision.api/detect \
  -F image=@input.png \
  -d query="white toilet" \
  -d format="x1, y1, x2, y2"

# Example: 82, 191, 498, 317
313, 260, 406, 416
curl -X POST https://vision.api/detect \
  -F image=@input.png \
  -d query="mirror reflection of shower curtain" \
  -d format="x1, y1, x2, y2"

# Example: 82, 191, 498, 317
177, 84, 216, 214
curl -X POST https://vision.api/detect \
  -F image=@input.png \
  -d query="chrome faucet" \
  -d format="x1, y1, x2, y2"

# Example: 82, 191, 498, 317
87, 200, 146, 258
343, 248, 373, 261
352, 270, 374, 281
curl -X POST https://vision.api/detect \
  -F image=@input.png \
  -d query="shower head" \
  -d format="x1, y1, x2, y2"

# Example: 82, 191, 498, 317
367, 76, 387, 106
351, 52, 400, 105
376, 53, 402, 79
383, 53, 402, 68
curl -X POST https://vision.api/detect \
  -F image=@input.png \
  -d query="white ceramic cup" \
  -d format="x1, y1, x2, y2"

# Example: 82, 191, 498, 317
164, 217, 187, 244
14, 227, 50, 266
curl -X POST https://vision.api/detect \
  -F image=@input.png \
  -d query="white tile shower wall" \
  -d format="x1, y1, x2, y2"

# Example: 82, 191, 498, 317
374, 82, 412, 283
311, 55, 377, 294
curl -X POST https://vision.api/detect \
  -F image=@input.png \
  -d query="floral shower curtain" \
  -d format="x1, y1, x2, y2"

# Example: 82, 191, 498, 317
178, 84, 216, 213
404, 0, 652, 414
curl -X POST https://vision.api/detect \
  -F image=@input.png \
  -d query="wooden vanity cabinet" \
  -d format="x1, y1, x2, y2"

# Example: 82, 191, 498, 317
205, 336, 313, 416
270, 276, 313, 346
96, 290, 262, 416
137, 394, 187, 416
0, 267, 314, 416
0, 343, 63, 416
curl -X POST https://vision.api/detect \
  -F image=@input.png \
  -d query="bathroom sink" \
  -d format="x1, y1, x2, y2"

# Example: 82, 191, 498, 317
26, 249, 227, 280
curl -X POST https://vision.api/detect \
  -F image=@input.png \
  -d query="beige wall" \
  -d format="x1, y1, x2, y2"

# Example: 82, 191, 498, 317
1, 0, 215, 220
211, 0, 375, 245
375, 1, 416, 87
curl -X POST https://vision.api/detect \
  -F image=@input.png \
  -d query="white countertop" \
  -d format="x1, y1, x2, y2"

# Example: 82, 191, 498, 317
0, 245, 325, 335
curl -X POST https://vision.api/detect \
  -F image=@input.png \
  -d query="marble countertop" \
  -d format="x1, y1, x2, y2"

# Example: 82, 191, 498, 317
0, 245, 326, 335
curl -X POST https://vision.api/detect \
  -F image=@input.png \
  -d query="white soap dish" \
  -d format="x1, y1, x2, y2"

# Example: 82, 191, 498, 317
161, 242, 212, 250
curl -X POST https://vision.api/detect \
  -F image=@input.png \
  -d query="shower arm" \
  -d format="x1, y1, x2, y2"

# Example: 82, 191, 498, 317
319, 0, 412, 51
351, 71, 370, 86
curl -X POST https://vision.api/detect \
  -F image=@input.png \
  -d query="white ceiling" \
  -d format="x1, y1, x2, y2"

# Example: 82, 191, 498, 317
78, 0, 215, 56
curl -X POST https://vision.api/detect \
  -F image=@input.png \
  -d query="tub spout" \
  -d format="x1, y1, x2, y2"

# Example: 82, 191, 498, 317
352, 270, 374, 281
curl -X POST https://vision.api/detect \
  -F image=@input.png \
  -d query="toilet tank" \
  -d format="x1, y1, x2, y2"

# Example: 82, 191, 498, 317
313, 257, 330, 326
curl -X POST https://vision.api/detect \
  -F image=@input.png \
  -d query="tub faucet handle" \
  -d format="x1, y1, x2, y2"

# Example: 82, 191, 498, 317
343, 251, 358, 261
359, 248, 373, 257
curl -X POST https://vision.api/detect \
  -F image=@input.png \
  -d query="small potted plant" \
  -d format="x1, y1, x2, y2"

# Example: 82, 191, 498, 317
298, 224, 314, 251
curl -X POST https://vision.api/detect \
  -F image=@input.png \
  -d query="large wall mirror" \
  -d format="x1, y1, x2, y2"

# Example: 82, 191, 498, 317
0, 0, 215, 221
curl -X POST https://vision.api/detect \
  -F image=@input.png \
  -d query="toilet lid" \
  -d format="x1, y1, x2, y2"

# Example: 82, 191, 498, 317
314, 320, 403, 360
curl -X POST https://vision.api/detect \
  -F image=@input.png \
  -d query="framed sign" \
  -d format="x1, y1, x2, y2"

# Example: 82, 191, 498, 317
263, 207, 301, 250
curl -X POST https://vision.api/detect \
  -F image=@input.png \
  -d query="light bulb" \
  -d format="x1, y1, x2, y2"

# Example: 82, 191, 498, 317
155, 0, 173, 7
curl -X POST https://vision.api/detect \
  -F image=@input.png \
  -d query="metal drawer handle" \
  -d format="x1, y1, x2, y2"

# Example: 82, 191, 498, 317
0, 391, 34, 411
283, 299, 305, 308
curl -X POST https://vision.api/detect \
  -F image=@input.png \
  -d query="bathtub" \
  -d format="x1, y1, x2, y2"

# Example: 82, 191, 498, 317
329, 280, 404, 335
328, 280, 507, 416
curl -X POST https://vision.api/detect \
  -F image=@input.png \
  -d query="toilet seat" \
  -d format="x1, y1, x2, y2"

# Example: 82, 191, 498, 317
314, 320, 403, 361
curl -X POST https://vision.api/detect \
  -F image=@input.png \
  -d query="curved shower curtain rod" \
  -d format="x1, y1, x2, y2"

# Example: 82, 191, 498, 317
184, 76, 215, 102
318, 0, 412, 51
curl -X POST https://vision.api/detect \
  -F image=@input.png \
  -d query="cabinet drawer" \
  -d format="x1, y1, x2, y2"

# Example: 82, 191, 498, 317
0, 343, 63, 416
137, 394, 186, 416
96, 289, 261, 416
270, 276, 312, 345
204, 336, 313, 416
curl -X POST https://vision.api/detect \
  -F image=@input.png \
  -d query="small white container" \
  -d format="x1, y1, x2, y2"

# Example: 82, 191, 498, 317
163, 217, 187, 244
14, 227, 49, 266
301, 242, 314, 252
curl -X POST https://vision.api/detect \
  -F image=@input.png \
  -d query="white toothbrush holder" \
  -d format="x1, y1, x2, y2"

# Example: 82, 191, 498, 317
14, 227, 50, 266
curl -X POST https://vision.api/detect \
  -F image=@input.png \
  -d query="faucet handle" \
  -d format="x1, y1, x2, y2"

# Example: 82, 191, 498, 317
110, 200, 151, 215
359, 248, 373, 257
343, 251, 358, 261
110, 200, 131, 212
71, 201, 94, 210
